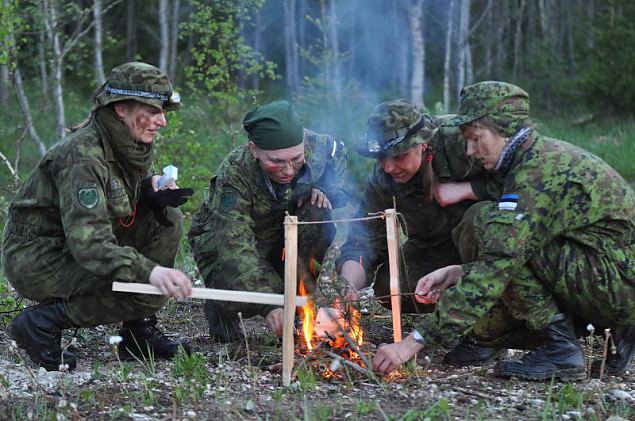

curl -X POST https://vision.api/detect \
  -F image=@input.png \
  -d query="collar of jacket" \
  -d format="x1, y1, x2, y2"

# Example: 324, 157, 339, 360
92, 116, 117, 162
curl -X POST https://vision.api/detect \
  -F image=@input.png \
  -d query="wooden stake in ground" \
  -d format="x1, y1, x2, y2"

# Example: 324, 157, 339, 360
282, 214, 299, 386
385, 209, 402, 342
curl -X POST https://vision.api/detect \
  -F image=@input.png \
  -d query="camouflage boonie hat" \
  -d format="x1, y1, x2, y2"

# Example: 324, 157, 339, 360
357, 99, 438, 158
443, 81, 529, 132
93, 62, 181, 111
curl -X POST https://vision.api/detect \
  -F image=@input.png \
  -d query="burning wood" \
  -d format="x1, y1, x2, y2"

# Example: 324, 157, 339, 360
295, 280, 371, 380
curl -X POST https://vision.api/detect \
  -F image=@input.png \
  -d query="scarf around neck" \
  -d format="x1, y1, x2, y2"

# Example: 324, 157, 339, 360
94, 106, 154, 199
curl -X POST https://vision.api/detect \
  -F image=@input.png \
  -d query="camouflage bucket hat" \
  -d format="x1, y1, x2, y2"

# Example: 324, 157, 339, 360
357, 99, 438, 158
93, 62, 181, 111
443, 81, 529, 130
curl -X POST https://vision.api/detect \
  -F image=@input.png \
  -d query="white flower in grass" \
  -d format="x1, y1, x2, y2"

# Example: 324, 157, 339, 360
586, 323, 595, 333
108, 335, 123, 346
58, 363, 69, 372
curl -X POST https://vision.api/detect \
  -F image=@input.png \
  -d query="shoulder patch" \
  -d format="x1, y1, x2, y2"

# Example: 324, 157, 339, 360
78, 186, 99, 209
498, 193, 519, 211
219, 189, 238, 213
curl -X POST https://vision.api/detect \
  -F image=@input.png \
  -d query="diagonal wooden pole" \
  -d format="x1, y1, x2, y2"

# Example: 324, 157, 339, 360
385, 209, 402, 343
282, 214, 299, 386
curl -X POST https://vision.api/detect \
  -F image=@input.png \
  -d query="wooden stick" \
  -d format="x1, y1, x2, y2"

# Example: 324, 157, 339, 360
385, 209, 402, 343
282, 215, 299, 386
322, 350, 369, 375
112, 282, 307, 307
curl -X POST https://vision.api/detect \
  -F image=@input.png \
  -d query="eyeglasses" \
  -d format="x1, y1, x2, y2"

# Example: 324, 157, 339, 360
261, 157, 305, 171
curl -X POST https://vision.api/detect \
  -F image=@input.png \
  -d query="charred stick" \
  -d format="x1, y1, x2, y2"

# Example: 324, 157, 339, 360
324, 307, 372, 369
322, 350, 368, 375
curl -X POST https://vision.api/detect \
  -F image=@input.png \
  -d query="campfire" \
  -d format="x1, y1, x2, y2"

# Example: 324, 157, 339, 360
296, 280, 369, 379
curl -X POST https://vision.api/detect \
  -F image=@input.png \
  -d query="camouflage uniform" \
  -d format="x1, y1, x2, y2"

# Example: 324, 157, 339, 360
188, 130, 349, 319
336, 100, 502, 313
2, 63, 183, 327
417, 82, 635, 349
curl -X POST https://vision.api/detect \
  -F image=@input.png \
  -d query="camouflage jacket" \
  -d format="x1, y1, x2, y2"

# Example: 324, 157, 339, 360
336, 122, 502, 281
2, 118, 157, 284
418, 133, 635, 347
188, 130, 348, 316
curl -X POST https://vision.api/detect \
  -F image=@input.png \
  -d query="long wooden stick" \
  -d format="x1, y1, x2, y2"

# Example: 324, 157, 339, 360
385, 209, 402, 343
282, 215, 299, 386
111, 282, 307, 307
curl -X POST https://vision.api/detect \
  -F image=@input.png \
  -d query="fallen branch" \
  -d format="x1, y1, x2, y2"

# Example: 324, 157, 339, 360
322, 350, 369, 375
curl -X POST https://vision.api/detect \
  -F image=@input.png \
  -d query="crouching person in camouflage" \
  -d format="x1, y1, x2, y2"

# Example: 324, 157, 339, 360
3, 62, 194, 372
188, 100, 349, 342
373, 81, 635, 380
336, 99, 506, 366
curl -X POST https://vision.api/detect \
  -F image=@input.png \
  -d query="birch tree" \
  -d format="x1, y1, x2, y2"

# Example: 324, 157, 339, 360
126, 0, 137, 60
14, 65, 46, 156
168, 0, 180, 82
93, 0, 106, 84
456, 0, 470, 102
283, 0, 299, 92
409, 0, 425, 107
512, 0, 526, 80
327, 0, 341, 106
159, 0, 169, 71
443, 0, 455, 113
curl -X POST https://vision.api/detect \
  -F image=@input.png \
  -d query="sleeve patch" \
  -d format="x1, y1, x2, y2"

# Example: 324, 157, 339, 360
219, 189, 238, 213
78, 185, 99, 209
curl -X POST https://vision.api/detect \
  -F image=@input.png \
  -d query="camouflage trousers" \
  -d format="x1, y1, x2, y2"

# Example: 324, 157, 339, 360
3, 204, 183, 327
373, 237, 462, 314
453, 201, 635, 348
214, 204, 336, 321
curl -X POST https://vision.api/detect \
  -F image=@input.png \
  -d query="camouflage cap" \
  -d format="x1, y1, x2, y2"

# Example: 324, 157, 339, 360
357, 99, 438, 158
443, 81, 529, 133
93, 62, 181, 111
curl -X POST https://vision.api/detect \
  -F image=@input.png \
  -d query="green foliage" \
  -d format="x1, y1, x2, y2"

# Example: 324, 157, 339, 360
581, 0, 635, 112
172, 348, 211, 404
0, 0, 22, 66
294, 366, 318, 393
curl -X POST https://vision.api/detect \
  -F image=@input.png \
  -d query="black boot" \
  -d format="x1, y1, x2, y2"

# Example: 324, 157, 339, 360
204, 301, 243, 342
494, 314, 586, 381
593, 327, 635, 376
8, 301, 77, 371
443, 338, 507, 366
117, 315, 191, 360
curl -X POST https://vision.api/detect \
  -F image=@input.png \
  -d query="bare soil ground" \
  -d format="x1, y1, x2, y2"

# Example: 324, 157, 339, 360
0, 291, 633, 421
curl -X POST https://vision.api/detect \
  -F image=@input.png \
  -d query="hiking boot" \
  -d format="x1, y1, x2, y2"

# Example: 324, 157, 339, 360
117, 314, 191, 360
494, 314, 586, 381
592, 326, 635, 376
8, 301, 77, 371
204, 301, 243, 342
443, 338, 507, 366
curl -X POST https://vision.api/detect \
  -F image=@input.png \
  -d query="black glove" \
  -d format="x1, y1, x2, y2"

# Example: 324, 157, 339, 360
141, 186, 194, 227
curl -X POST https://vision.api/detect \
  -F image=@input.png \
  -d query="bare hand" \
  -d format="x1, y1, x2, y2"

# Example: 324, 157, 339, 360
433, 181, 477, 207
415, 265, 463, 304
372, 335, 424, 374
149, 266, 192, 298
266, 308, 284, 336
297, 188, 332, 209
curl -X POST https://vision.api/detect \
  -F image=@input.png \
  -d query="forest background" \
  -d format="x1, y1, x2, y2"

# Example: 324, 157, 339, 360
0, 0, 634, 225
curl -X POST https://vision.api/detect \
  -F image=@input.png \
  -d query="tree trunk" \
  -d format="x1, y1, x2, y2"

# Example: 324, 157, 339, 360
251, 7, 262, 90
14, 65, 47, 156
126, 0, 137, 61
494, 1, 509, 80
443, 0, 455, 113
456, 0, 470, 102
512, 0, 526, 80
42, 0, 66, 141
38, 30, 49, 97
586, 0, 594, 49
347, 0, 357, 81
395, 1, 408, 98
93, 0, 106, 84
298, 0, 307, 79
283, 0, 299, 92
168, 0, 180, 82
159, 0, 169, 71
409, 0, 425, 107
0, 64, 8, 105
483, 3, 493, 78
327, 0, 341, 106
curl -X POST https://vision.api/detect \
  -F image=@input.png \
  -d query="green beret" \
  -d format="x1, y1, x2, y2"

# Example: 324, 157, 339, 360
357, 99, 438, 158
243, 100, 304, 150
444, 81, 529, 136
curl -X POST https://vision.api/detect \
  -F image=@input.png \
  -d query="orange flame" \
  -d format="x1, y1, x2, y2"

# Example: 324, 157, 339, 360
298, 279, 314, 351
